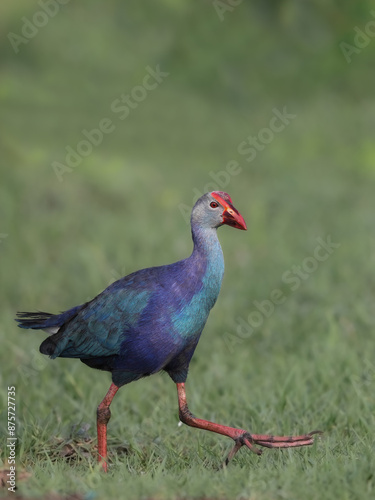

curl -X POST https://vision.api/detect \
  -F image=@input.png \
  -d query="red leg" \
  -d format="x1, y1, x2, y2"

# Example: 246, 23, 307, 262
97, 382, 119, 472
177, 383, 321, 464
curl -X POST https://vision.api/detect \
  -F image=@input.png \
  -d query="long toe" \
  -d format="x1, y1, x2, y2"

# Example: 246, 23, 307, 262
225, 429, 322, 464
251, 430, 322, 449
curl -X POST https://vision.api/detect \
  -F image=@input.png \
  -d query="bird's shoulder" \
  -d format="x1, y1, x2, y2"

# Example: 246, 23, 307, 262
104, 255, 205, 297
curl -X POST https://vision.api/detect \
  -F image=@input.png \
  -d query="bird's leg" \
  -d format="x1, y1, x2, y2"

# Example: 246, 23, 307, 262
97, 382, 119, 472
176, 383, 321, 464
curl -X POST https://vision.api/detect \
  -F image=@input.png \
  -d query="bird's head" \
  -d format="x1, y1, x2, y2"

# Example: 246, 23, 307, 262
191, 191, 247, 231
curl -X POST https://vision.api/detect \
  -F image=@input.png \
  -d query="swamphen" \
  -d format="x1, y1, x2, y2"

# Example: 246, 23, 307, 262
16, 191, 319, 471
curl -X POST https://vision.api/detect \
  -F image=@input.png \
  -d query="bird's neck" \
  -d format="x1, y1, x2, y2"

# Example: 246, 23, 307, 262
190, 224, 224, 286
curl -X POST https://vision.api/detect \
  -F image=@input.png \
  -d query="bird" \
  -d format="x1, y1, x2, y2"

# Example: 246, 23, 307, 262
16, 191, 319, 472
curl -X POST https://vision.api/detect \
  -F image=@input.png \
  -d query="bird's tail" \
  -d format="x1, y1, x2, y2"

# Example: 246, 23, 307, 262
16, 311, 58, 332
16, 304, 84, 334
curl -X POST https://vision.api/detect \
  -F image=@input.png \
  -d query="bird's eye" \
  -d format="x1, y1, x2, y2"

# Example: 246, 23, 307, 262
210, 201, 219, 208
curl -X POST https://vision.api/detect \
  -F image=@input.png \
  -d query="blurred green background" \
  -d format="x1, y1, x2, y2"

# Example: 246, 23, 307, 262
1, 1, 375, 499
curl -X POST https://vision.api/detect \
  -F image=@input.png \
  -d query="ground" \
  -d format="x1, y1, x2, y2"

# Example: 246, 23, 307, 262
1, 2, 375, 499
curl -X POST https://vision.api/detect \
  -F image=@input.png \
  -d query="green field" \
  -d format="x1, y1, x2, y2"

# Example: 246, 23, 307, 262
1, 1, 375, 499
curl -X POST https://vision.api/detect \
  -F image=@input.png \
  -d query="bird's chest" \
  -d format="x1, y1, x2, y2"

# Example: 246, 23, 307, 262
170, 258, 224, 340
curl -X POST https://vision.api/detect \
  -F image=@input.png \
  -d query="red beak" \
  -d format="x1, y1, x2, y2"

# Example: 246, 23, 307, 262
211, 191, 247, 231
222, 205, 247, 230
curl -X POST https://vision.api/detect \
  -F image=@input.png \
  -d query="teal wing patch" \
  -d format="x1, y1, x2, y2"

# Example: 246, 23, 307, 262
50, 288, 151, 359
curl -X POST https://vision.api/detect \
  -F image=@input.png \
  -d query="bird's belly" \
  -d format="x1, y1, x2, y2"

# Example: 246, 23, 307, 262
116, 330, 187, 376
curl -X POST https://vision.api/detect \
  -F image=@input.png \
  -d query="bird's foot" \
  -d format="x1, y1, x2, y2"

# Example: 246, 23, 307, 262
225, 430, 323, 464
176, 383, 322, 466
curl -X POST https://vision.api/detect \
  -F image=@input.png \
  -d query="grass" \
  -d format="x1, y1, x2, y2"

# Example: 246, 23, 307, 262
1, 1, 375, 499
